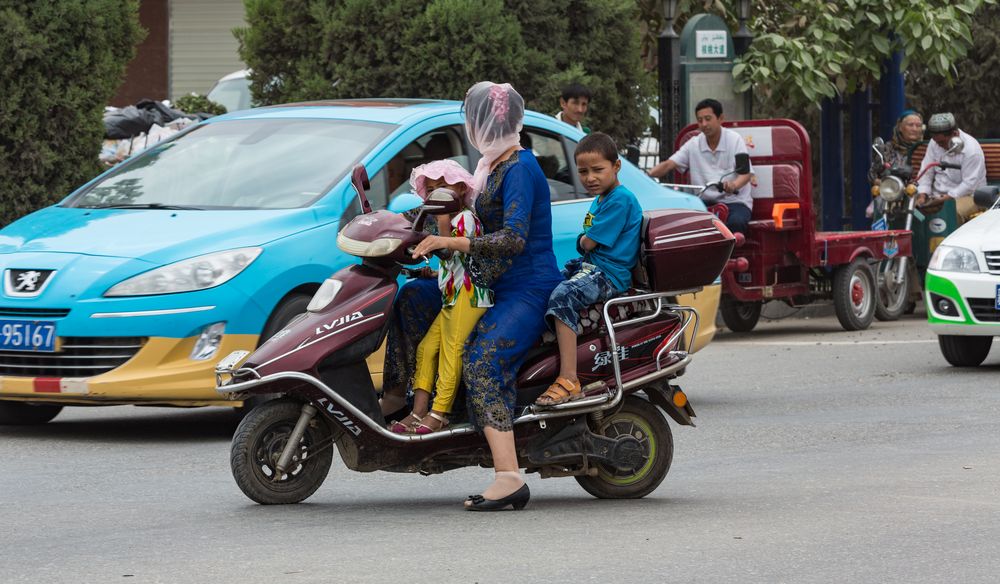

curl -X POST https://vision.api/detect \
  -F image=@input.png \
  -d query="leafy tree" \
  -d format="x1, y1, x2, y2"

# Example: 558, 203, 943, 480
0, 1, 144, 226
907, 4, 1000, 136
732, 0, 995, 107
236, 0, 652, 145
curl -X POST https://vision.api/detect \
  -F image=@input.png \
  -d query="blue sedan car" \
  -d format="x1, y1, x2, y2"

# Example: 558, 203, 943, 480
0, 99, 718, 424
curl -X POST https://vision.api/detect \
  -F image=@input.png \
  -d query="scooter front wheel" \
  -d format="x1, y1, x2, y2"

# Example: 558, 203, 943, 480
231, 398, 334, 505
575, 396, 673, 499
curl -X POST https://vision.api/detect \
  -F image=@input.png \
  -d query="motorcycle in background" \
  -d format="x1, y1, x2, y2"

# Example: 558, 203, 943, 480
870, 136, 964, 320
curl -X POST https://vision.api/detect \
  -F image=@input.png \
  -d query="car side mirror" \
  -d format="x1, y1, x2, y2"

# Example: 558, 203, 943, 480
973, 186, 999, 209
387, 192, 423, 213
624, 144, 640, 165
734, 152, 751, 175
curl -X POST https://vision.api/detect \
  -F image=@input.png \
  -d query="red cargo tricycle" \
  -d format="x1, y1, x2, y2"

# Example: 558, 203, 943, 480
669, 119, 912, 332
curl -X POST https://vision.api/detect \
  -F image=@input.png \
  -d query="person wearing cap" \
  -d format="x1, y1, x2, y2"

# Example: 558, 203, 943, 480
916, 112, 986, 224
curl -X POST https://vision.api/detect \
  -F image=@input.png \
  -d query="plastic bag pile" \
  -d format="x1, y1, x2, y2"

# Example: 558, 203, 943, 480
100, 99, 214, 166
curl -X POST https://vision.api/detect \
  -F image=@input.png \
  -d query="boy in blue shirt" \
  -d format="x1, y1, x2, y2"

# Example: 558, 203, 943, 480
536, 132, 643, 406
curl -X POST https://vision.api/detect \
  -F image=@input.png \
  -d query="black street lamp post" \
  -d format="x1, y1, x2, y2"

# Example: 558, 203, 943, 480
657, 0, 680, 163
733, 0, 754, 120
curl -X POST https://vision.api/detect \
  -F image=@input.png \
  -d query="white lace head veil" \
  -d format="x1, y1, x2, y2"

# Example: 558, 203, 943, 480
463, 81, 524, 195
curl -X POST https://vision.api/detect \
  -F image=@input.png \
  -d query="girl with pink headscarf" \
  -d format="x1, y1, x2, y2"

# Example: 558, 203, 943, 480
389, 159, 493, 435
396, 81, 563, 510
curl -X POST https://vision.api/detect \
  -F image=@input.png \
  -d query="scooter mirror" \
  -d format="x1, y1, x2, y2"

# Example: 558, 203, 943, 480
973, 186, 1000, 210
733, 152, 751, 175
873, 137, 885, 148
423, 187, 462, 216
387, 192, 423, 213
351, 164, 373, 214
946, 136, 965, 156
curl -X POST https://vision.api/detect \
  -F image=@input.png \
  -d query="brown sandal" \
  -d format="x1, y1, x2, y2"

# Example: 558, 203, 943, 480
535, 376, 583, 406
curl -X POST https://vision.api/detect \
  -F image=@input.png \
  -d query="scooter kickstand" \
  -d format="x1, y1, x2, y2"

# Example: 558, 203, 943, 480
275, 403, 318, 476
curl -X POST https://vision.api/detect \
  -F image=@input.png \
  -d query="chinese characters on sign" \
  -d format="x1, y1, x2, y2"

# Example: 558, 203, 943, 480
695, 30, 728, 59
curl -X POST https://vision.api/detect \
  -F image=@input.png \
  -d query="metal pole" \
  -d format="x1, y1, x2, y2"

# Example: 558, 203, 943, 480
657, 4, 680, 163
821, 95, 845, 231
850, 87, 873, 230
878, 42, 905, 140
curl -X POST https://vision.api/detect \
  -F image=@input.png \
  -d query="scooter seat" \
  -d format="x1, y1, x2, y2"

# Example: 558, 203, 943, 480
539, 290, 654, 344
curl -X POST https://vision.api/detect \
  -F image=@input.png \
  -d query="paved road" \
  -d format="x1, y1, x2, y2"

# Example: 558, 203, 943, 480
1, 313, 998, 584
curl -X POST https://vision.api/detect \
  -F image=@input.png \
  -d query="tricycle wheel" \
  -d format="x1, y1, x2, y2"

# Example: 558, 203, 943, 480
833, 258, 876, 331
231, 398, 334, 505
938, 335, 993, 367
575, 396, 673, 499
874, 258, 909, 321
719, 297, 762, 332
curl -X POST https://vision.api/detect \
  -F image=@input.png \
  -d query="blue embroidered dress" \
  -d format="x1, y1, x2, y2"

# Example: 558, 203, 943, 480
384, 150, 562, 431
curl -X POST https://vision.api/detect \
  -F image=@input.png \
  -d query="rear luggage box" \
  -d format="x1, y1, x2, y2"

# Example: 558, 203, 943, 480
636, 209, 735, 292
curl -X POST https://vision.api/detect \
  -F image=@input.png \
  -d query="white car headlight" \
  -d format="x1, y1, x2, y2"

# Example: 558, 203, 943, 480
105, 247, 262, 296
928, 245, 980, 273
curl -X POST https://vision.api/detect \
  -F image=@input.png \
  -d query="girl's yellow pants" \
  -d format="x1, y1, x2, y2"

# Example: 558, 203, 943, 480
412, 287, 487, 414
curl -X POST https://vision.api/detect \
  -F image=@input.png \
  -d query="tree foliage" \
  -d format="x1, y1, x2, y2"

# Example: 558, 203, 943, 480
0, 0, 144, 226
236, 0, 652, 145
733, 0, 994, 108
907, 3, 1000, 136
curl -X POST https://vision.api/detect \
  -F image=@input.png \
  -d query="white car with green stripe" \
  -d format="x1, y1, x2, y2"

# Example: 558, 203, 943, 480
925, 188, 1000, 366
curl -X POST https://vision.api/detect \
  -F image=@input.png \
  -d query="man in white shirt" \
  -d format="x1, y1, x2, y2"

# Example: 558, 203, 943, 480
917, 112, 986, 224
554, 83, 591, 134
648, 98, 753, 234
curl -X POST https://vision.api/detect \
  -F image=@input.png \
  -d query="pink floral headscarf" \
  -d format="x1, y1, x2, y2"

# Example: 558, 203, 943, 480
408, 159, 477, 207
464, 81, 524, 194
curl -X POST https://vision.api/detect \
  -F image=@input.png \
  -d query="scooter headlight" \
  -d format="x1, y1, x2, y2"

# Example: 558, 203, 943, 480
336, 233, 402, 257
879, 176, 905, 202
307, 278, 343, 312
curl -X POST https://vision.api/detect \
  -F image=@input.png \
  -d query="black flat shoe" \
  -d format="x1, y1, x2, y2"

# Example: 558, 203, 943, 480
464, 483, 530, 511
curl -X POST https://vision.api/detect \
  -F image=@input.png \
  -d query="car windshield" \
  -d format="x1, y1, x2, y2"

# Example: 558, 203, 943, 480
67, 119, 393, 210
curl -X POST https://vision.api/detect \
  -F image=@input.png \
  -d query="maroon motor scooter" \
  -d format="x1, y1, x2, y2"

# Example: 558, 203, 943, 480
216, 164, 735, 505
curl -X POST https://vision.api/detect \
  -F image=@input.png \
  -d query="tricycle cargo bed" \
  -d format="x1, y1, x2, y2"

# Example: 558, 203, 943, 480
813, 229, 912, 266
635, 209, 735, 292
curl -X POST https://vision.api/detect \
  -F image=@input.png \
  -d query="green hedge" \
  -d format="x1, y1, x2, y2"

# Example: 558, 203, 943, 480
0, 1, 144, 226
236, 0, 652, 146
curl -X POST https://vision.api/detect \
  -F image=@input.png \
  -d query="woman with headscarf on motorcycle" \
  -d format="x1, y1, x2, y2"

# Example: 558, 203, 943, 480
382, 81, 563, 510
867, 109, 924, 216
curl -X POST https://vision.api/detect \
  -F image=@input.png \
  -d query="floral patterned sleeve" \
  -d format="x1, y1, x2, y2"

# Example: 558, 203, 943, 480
469, 164, 530, 260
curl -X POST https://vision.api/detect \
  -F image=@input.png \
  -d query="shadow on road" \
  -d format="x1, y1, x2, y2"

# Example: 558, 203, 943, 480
0, 407, 237, 443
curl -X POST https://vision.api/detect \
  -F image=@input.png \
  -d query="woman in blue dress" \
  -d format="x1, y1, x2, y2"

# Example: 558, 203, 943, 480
383, 81, 562, 510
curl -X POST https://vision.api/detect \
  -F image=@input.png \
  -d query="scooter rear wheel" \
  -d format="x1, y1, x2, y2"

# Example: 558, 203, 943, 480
575, 396, 673, 499
231, 398, 334, 505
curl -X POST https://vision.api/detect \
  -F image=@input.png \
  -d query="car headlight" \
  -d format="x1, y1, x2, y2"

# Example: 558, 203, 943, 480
307, 278, 343, 312
105, 247, 262, 296
191, 322, 226, 360
928, 245, 980, 273
879, 176, 905, 202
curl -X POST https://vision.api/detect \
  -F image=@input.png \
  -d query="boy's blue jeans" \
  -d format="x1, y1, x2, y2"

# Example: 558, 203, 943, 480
545, 258, 619, 334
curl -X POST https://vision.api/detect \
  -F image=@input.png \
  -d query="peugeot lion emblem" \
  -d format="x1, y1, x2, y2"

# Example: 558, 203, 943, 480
4, 269, 56, 297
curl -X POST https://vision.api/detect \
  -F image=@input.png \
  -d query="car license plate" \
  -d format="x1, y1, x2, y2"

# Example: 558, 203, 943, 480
0, 319, 57, 352
996, 285, 1000, 310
